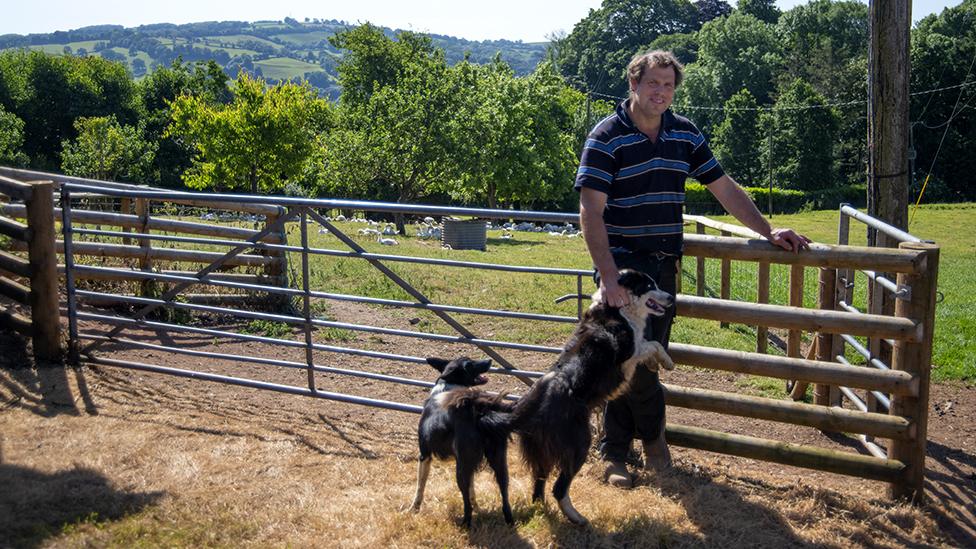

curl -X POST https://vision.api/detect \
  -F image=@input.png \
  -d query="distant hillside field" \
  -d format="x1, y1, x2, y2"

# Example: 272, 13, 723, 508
0, 18, 547, 95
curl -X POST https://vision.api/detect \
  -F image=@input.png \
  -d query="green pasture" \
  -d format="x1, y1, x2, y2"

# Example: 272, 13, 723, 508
204, 34, 282, 50
24, 40, 101, 54
270, 31, 333, 46
253, 57, 323, 80
703, 203, 975, 382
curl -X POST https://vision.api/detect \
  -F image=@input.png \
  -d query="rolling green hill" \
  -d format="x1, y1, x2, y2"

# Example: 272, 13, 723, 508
0, 18, 547, 97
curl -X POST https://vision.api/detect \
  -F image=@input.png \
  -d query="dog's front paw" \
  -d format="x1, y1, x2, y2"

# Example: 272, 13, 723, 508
659, 354, 675, 371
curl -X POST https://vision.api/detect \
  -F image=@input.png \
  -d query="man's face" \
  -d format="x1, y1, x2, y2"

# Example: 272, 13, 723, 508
629, 65, 676, 119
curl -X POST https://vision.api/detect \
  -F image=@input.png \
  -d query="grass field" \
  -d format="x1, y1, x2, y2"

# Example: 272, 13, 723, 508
703, 203, 975, 381
270, 31, 334, 46
253, 56, 324, 79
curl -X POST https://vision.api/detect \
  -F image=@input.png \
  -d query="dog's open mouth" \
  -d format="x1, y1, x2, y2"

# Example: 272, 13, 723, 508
474, 375, 488, 385
646, 299, 667, 315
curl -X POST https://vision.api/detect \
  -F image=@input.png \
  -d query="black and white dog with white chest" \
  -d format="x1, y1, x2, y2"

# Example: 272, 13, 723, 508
409, 356, 515, 527
505, 268, 674, 525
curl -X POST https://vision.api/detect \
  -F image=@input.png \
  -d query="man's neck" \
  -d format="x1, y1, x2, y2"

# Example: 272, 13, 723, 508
628, 102, 663, 141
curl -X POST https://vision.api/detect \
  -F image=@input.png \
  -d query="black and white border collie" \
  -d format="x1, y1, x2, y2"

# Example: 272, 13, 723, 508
506, 269, 674, 525
410, 356, 515, 527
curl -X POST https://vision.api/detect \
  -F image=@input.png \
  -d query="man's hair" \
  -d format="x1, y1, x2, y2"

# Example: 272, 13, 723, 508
627, 50, 684, 91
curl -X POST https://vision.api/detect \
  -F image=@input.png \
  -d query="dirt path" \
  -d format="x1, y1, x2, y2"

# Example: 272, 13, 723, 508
1, 304, 974, 547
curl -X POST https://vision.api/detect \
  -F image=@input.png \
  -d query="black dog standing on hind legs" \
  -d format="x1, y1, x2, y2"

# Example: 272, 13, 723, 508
504, 269, 674, 525
410, 356, 515, 527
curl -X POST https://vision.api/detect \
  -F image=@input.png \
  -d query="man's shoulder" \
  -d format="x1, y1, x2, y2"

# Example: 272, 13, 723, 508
666, 111, 703, 134
588, 112, 633, 142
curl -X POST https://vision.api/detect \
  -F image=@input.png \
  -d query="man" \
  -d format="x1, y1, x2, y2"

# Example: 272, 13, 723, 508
575, 50, 810, 489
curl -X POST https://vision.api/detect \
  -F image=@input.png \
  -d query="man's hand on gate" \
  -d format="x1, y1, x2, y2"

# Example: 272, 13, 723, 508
769, 228, 811, 253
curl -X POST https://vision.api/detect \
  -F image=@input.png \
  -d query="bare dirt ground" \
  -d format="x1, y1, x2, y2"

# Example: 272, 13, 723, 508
1, 302, 974, 547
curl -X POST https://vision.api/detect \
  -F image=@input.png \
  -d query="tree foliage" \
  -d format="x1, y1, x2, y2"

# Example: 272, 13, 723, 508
167, 73, 332, 193
763, 79, 838, 191
138, 58, 231, 187
712, 89, 763, 185
736, 0, 780, 24
551, 0, 701, 97
0, 50, 138, 170
61, 115, 156, 181
909, 0, 976, 201
0, 105, 28, 167
322, 25, 460, 208
449, 60, 580, 209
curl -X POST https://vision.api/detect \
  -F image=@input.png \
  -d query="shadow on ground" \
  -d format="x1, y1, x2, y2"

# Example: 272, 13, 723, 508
0, 464, 163, 548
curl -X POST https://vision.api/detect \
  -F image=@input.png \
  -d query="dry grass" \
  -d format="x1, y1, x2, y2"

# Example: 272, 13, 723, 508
0, 356, 950, 548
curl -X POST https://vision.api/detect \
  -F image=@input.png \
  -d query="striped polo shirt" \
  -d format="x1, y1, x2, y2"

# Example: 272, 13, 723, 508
574, 100, 725, 255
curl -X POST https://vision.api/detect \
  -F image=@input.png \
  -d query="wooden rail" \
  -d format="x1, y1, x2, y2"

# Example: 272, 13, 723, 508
688, 213, 938, 502
0, 178, 61, 361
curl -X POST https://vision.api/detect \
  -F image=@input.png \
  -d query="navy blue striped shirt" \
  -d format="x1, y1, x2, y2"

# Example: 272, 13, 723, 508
575, 101, 725, 255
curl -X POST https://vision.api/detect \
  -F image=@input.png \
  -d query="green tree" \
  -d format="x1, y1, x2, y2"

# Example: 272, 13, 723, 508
909, 0, 976, 202
322, 26, 462, 224
737, 0, 780, 24
138, 59, 231, 187
763, 79, 838, 191
711, 89, 763, 185
167, 72, 332, 194
671, 62, 722, 133
695, 12, 782, 104
551, 0, 701, 97
0, 50, 138, 170
448, 60, 580, 209
776, 0, 867, 95
0, 105, 29, 167
61, 115, 156, 181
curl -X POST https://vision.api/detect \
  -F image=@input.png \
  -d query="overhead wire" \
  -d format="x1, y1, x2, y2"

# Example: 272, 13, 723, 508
910, 48, 976, 225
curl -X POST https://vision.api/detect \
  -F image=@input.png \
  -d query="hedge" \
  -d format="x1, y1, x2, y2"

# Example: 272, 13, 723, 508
684, 181, 867, 215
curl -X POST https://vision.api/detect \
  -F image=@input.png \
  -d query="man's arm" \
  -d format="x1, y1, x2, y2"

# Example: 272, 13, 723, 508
707, 175, 811, 252
580, 187, 630, 307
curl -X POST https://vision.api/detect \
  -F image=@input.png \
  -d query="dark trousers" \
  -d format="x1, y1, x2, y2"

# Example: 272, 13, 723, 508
595, 249, 677, 463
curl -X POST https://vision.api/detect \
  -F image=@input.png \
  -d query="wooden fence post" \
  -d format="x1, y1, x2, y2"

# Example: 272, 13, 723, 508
25, 181, 61, 362
135, 198, 154, 297
756, 261, 770, 353
695, 222, 705, 297
263, 207, 289, 310
888, 242, 939, 501
720, 230, 731, 328
788, 265, 804, 359
814, 267, 837, 408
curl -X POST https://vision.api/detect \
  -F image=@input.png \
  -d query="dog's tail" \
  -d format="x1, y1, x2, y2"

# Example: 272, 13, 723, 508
502, 379, 548, 433
445, 390, 517, 440
475, 392, 516, 441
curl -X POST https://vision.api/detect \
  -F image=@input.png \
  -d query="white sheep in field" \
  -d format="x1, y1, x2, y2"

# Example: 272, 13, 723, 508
382, 223, 399, 236
377, 237, 399, 246
358, 228, 381, 237
417, 223, 442, 240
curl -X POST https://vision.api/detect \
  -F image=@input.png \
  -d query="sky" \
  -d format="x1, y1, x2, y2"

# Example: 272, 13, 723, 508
0, 0, 966, 43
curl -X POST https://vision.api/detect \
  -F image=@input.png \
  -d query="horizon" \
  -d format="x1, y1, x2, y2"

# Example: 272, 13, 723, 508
1, 1, 964, 44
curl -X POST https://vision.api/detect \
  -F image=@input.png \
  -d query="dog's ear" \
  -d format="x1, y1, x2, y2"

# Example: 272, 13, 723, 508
426, 357, 449, 372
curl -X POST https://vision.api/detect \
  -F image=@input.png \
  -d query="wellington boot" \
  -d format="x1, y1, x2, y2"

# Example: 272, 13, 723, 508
643, 434, 673, 472
603, 461, 633, 489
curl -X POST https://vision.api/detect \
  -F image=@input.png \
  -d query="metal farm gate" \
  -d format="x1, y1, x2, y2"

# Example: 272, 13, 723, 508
27, 171, 937, 501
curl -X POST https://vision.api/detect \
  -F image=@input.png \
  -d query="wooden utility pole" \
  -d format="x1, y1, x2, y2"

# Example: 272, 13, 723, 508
866, 0, 911, 241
